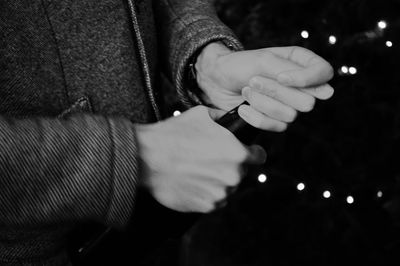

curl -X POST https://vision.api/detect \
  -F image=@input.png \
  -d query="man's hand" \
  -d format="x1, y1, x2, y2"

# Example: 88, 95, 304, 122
136, 106, 266, 213
195, 43, 334, 131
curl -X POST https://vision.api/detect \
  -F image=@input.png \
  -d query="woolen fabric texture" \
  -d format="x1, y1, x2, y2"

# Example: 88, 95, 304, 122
0, 0, 242, 265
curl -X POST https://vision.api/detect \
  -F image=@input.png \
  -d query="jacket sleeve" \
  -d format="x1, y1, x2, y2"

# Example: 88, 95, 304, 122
153, 0, 243, 107
0, 114, 139, 229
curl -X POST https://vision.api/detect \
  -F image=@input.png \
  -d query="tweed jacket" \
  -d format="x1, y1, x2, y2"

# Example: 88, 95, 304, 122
0, 0, 242, 265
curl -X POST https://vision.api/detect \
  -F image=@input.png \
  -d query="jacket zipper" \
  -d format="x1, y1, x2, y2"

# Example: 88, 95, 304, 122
126, 0, 162, 121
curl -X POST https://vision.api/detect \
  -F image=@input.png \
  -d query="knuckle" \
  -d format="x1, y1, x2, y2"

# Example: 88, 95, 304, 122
235, 146, 249, 162
265, 85, 278, 98
223, 141, 244, 162
288, 46, 301, 57
226, 172, 241, 186
202, 203, 215, 213
214, 189, 228, 202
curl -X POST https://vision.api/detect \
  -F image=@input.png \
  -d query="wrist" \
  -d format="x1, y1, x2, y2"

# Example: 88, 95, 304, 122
189, 42, 234, 105
136, 123, 156, 189
196, 42, 232, 66
195, 42, 232, 85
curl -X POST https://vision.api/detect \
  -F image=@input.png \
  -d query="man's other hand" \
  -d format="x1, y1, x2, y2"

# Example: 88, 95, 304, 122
195, 43, 334, 131
136, 106, 266, 213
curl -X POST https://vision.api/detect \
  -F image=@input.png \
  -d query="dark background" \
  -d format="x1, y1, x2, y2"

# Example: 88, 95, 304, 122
212, 0, 400, 200
165, 0, 400, 265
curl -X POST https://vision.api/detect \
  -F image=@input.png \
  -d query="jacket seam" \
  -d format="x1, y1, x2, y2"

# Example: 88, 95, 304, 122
127, 0, 161, 120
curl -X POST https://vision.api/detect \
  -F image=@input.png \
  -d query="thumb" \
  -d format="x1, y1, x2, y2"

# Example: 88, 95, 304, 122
245, 144, 267, 165
207, 107, 227, 121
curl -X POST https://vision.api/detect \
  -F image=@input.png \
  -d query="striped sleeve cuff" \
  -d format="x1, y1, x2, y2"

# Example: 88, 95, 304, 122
105, 118, 140, 229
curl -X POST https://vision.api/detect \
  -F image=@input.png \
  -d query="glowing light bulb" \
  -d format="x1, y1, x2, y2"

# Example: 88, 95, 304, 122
347, 196, 354, 204
323, 190, 331, 199
340, 66, 349, 74
377, 191, 383, 198
378, 20, 387, 29
386, 41, 393, 47
349, 67, 357, 75
329, 35, 337, 45
258, 174, 267, 183
297, 183, 305, 191
173, 110, 181, 116
301, 30, 309, 39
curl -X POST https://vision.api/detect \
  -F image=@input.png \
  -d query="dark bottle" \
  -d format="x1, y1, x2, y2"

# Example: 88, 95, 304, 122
216, 101, 259, 145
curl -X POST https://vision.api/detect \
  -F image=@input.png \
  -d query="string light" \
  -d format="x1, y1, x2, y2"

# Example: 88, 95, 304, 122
301, 30, 309, 39
339, 66, 358, 76
347, 196, 354, 204
349, 67, 357, 75
323, 190, 331, 199
258, 174, 267, 183
328, 35, 337, 45
386, 41, 393, 47
173, 110, 181, 116
340, 66, 349, 74
378, 20, 387, 29
297, 183, 305, 191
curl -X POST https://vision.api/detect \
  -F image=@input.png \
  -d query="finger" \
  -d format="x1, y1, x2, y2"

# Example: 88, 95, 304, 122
255, 51, 304, 80
238, 104, 288, 132
193, 165, 242, 187
268, 46, 326, 68
249, 76, 316, 112
245, 144, 267, 165
207, 107, 227, 121
209, 186, 229, 203
277, 63, 334, 88
299, 83, 335, 100
197, 202, 215, 213
267, 47, 334, 87
242, 87, 297, 123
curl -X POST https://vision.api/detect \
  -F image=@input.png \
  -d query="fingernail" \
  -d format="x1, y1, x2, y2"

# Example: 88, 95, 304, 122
316, 85, 334, 99
277, 74, 293, 86
242, 87, 251, 101
238, 104, 250, 118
